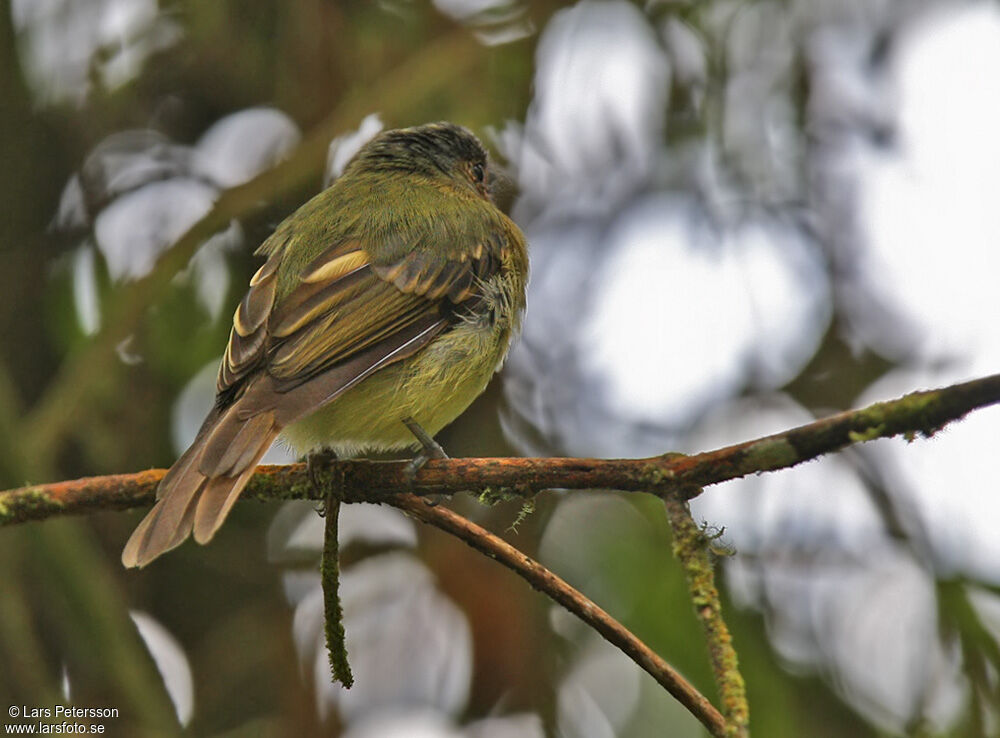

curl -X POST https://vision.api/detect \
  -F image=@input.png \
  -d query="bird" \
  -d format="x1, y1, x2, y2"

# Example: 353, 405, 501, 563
122, 122, 529, 568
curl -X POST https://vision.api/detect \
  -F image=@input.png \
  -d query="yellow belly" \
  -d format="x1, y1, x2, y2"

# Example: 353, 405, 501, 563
278, 318, 510, 456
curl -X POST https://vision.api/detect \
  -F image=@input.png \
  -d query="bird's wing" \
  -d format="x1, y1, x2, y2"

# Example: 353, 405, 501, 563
217, 231, 503, 414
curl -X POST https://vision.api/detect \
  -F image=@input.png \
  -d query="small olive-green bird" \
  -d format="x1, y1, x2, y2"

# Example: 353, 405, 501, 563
122, 122, 528, 568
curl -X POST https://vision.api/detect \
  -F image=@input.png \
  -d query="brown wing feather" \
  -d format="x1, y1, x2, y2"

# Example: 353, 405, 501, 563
219, 252, 280, 394
267, 270, 420, 383
123, 232, 505, 568
371, 236, 500, 303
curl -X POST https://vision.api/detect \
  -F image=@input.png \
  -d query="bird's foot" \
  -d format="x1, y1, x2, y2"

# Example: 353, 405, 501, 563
306, 447, 339, 515
401, 417, 448, 505
402, 417, 449, 462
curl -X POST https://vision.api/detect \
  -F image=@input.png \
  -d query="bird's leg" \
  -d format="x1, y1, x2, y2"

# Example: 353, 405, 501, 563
401, 417, 448, 504
403, 417, 449, 463
306, 447, 339, 516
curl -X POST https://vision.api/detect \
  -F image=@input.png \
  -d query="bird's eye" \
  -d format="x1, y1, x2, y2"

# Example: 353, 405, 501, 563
472, 162, 486, 183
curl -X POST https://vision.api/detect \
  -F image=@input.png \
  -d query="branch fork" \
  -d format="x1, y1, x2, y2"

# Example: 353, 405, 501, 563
4, 373, 1000, 737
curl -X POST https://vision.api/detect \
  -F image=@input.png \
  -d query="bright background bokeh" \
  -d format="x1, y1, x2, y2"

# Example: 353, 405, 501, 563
1, 1, 998, 736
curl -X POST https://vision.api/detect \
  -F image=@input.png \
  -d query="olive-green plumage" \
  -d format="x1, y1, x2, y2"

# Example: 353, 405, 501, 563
122, 123, 528, 568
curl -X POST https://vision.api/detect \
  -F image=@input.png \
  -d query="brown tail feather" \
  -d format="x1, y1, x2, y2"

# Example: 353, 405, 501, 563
192, 461, 264, 544
121, 407, 280, 569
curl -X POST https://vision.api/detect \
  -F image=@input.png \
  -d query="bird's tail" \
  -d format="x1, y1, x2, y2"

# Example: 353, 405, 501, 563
122, 404, 280, 568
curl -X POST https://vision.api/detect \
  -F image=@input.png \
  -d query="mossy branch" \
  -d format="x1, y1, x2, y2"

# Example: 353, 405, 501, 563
665, 497, 749, 737
4, 372, 998, 527
321, 492, 353, 688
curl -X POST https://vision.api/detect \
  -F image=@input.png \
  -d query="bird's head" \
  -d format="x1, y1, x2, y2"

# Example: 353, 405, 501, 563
350, 122, 493, 201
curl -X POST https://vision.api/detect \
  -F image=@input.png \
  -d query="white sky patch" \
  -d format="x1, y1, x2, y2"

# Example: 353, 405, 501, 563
582, 195, 828, 428
557, 636, 641, 738
734, 220, 832, 386
342, 712, 464, 738
341, 711, 544, 738
503, 0, 669, 217
63, 111, 299, 331
61, 664, 71, 701
179, 221, 242, 321
326, 114, 384, 186
94, 178, 216, 281
194, 108, 301, 189
130, 611, 194, 727
533, 0, 666, 176
583, 202, 750, 424
71, 244, 101, 335
78, 130, 191, 206
847, 2, 1000, 362
12, 0, 180, 105
433, 0, 511, 21
757, 547, 965, 734
170, 360, 218, 453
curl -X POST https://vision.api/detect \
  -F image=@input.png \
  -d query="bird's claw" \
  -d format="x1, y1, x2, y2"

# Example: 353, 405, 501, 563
401, 417, 448, 506
306, 448, 339, 505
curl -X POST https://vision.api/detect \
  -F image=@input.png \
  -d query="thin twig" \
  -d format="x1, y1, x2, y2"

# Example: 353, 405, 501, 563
388, 493, 729, 738
665, 498, 749, 737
